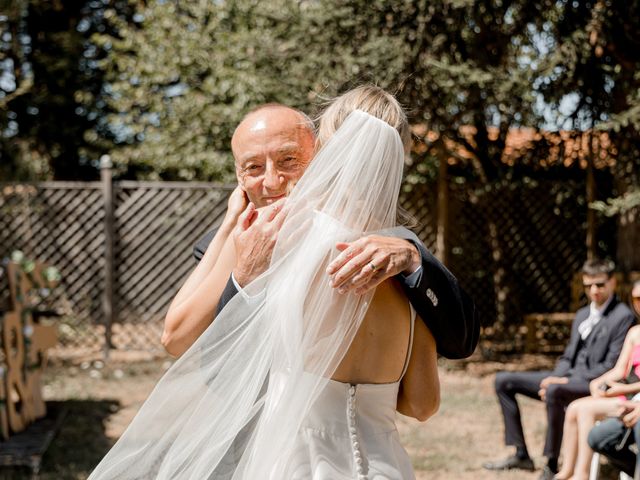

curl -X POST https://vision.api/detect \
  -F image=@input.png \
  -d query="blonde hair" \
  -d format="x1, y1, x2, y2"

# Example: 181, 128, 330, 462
317, 85, 411, 157
317, 85, 416, 227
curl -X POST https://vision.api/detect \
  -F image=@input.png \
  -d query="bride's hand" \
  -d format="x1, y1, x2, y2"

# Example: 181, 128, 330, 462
326, 236, 421, 295
222, 186, 249, 227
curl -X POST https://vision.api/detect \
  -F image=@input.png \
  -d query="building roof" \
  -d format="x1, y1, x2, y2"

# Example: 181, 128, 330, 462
411, 125, 617, 170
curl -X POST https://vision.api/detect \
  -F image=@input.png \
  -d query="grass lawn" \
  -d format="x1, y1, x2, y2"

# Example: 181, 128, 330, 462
0, 353, 621, 479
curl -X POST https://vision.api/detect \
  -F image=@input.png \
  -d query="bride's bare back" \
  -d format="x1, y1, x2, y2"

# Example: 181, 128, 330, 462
332, 279, 411, 384
332, 278, 440, 421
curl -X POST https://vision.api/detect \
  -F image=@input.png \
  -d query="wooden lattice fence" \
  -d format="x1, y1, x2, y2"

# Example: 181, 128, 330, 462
112, 182, 231, 350
0, 173, 616, 357
0, 183, 106, 354
446, 179, 616, 350
0, 180, 232, 357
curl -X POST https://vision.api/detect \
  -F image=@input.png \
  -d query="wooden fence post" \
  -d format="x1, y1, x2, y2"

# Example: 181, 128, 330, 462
436, 152, 449, 265
100, 155, 114, 360
586, 141, 596, 261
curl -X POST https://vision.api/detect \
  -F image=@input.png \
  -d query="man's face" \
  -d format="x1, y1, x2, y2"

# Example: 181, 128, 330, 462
232, 107, 315, 207
582, 273, 615, 307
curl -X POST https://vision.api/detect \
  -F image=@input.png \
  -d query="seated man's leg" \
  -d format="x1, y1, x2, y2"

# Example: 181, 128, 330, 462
484, 370, 551, 471
543, 379, 591, 472
587, 418, 635, 477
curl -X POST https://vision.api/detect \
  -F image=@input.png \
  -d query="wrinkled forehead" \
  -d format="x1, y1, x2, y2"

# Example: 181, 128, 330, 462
232, 110, 313, 162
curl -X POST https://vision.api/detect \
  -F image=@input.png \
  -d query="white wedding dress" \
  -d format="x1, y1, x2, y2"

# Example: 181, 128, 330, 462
283, 306, 417, 480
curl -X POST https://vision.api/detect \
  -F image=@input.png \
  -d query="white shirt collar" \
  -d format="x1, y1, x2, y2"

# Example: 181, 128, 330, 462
579, 295, 614, 340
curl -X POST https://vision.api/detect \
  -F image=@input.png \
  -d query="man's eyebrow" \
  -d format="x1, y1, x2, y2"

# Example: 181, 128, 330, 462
238, 153, 262, 164
276, 143, 302, 154
237, 143, 301, 164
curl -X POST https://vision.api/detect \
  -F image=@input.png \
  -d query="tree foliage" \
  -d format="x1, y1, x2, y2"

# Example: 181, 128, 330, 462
91, 0, 539, 181
1, 0, 639, 186
0, 0, 132, 180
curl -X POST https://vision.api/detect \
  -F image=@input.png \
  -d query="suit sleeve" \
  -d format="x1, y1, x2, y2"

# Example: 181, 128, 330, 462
192, 228, 240, 313
552, 314, 580, 377
193, 229, 216, 262
216, 276, 240, 315
394, 228, 479, 359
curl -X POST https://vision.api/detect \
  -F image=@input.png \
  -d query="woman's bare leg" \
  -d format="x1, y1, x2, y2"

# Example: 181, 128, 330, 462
572, 398, 620, 480
556, 400, 580, 479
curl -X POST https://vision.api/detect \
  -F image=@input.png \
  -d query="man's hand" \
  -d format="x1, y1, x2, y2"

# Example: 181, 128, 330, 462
326, 236, 421, 295
232, 199, 287, 288
538, 376, 569, 401
620, 401, 640, 428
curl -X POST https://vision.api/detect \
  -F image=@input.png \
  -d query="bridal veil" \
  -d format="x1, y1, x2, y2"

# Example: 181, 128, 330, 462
89, 109, 406, 479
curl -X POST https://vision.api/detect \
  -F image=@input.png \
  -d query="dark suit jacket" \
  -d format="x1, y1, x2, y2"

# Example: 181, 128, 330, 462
552, 296, 635, 381
193, 226, 479, 359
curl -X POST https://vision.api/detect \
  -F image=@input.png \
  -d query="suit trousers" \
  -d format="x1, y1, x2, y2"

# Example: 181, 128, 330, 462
495, 370, 591, 458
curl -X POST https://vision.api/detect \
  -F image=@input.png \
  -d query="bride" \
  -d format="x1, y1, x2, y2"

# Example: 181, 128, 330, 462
89, 86, 439, 479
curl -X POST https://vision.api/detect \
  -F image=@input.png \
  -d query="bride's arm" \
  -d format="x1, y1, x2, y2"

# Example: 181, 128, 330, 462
396, 317, 440, 422
177, 186, 247, 307
161, 234, 236, 357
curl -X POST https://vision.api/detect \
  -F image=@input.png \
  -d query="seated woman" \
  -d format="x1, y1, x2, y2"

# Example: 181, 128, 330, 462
586, 280, 640, 479
89, 86, 439, 479
556, 320, 640, 480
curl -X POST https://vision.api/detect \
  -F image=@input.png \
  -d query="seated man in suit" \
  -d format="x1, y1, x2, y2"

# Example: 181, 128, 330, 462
161, 101, 478, 360
484, 259, 635, 480
587, 280, 640, 478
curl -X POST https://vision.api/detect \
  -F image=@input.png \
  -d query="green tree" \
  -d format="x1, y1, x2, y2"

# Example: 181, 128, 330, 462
96, 1, 297, 180
0, 0, 127, 180
537, 0, 640, 270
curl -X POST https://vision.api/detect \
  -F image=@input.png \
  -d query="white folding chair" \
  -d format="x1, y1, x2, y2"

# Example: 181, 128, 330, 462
589, 451, 634, 480
589, 451, 602, 480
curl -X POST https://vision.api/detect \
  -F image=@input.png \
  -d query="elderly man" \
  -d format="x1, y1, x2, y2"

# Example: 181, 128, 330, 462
162, 104, 478, 360
484, 259, 635, 480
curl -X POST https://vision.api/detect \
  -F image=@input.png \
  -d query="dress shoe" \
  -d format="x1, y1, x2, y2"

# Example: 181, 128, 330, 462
482, 454, 535, 471
538, 465, 557, 480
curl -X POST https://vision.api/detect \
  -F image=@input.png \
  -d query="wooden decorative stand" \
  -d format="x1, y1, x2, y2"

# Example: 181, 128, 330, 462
0, 261, 60, 478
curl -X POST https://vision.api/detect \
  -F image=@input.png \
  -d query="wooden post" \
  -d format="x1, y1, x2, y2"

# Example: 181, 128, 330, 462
101, 155, 114, 360
586, 134, 596, 260
436, 151, 449, 264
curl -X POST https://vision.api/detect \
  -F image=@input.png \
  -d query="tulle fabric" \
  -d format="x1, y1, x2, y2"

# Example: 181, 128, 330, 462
88, 110, 405, 479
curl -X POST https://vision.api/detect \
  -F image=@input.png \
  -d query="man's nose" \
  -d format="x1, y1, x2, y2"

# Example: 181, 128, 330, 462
263, 162, 283, 190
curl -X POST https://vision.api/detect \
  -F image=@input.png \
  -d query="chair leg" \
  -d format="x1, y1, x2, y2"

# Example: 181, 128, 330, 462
589, 451, 601, 480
